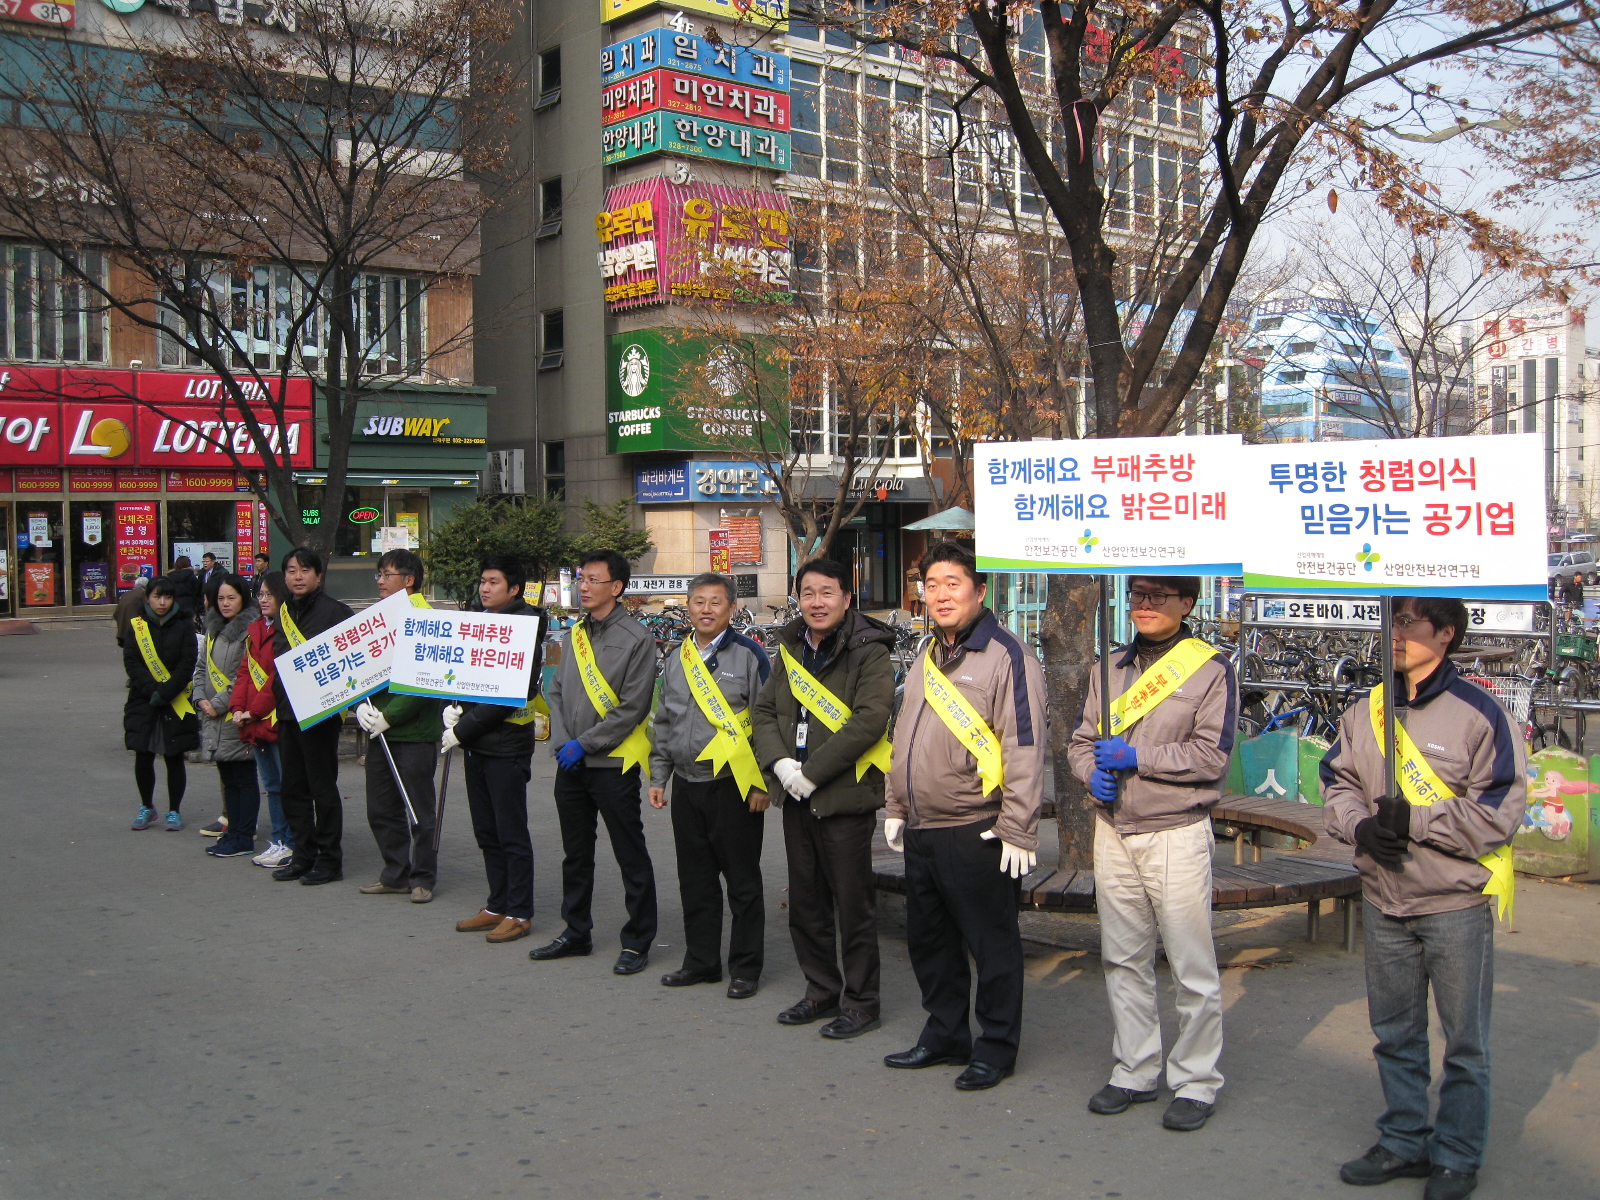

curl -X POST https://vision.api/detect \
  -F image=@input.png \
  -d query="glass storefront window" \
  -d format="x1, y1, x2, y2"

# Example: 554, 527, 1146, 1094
69, 500, 116, 605
167, 499, 240, 572
17, 502, 66, 607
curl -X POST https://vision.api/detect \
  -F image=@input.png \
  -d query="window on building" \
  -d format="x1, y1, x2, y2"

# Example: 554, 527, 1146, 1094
1279, 371, 1306, 383
537, 177, 563, 239
536, 47, 562, 109
790, 61, 821, 178
1289, 340, 1317, 355
543, 440, 565, 500
788, 18, 819, 39
538, 309, 564, 371
1, 244, 109, 363
1255, 317, 1283, 332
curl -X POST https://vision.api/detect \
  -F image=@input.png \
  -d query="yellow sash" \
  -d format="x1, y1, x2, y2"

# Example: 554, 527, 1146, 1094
921, 653, 1005, 796
131, 616, 196, 719
777, 644, 893, 780
204, 635, 230, 694
280, 607, 305, 648
244, 646, 278, 726
570, 620, 652, 773
1369, 683, 1516, 923
682, 637, 765, 798
1098, 638, 1218, 736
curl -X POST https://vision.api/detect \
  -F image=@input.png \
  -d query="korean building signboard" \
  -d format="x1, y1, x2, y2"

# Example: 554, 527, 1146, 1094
603, 110, 791, 171
601, 0, 787, 29
634, 459, 780, 502
602, 28, 790, 90
606, 329, 787, 455
603, 69, 790, 133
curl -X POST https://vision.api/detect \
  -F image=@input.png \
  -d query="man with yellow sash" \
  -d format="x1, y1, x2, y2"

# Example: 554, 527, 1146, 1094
121, 575, 199, 832
646, 572, 772, 998
1323, 596, 1525, 1200
753, 557, 896, 1040
1068, 575, 1235, 1132
882, 544, 1047, 1092
534, 550, 659, 975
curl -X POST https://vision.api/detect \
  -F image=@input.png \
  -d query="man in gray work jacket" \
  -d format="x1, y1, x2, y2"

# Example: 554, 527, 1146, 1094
1322, 596, 1525, 1200
531, 549, 660, 975
648, 573, 771, 999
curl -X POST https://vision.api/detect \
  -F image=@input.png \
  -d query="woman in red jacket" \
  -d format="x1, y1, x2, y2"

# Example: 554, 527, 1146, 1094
232, 572, 294, 868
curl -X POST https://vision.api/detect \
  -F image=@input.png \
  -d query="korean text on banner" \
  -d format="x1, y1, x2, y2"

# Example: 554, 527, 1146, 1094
973, 435, 1245, 575
389, 610, 540, 707
273, 588, 418, 728
1240, 433, 1547, 601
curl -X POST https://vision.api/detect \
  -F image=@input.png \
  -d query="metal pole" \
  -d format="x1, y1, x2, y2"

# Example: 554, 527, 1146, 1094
1379, 595, 1398, 804
378, 732, 419, 828
433, 748, 454, 853
1099, 575, 1113, 738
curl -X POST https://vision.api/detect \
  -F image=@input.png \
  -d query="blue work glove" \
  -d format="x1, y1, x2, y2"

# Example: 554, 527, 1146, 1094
1093, 736, 1138, 772
555, 738, 586, 771
1089, 768, 1119, 805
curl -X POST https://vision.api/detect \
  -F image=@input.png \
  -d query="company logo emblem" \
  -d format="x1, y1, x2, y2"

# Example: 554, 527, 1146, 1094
1078, 528, 1100, 555
1357, 543, 1381, 571
69, 410, 131, 459
619, 344, 651, 397
704, 345, 751, 398
444, 669, 458, 686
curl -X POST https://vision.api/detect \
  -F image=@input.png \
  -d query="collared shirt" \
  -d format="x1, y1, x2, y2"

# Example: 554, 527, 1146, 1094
692, 627, 729, 662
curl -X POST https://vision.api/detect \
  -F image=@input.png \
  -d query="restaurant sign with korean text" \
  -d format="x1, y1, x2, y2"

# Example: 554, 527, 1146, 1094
1239, 433, 1546, 601
389, 609, 540, 707
274, 588, 419, 729
974, 435, 1245, 575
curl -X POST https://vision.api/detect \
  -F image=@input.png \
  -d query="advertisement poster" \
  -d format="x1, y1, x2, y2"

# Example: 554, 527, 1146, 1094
275, 588, 421, 728
389, 609, 540, 707
709, 528, 730, 573
173, 541, 235, 571
973, 435, 1246, 575
23, 562, 56, 607
0, 550, 8, 602
82, 511, 103, 545
235, 502, 257, 577
78, 561, 110, 605
1238, 433, 1547, 600
113, 501, 159, 590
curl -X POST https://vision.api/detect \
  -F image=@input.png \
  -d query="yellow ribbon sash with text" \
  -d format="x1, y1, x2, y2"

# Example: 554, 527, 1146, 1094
205, 635, 230, 694
777, 644, 892, 781
922, 654, 1005, 797
244, 647, 278, 726
131, 617, 196, 719
681, 638, 765, 798
280, 607, 306, 648
1099, 638, 1218, 736
1369, 683, 1516, 923
570, 621, 652, 773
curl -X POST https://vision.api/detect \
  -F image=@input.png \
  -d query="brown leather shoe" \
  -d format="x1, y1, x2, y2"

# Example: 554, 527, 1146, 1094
455, 909, 502, 933
486, 917, 532, 944
359, 882, 409, 895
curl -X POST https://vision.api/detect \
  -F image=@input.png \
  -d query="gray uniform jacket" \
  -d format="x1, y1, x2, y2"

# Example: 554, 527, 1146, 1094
548, 603, 658, 769
192, 603, 260, 764
1322, 660, 1527, 918
649, 628, 772, 789
1067, 629, 1238, 836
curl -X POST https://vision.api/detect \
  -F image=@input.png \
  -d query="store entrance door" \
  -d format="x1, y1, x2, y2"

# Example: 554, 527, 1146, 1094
828, 505, 900, 610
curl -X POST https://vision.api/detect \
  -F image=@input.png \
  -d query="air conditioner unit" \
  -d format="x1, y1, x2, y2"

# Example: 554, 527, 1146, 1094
487, 449, 525, 495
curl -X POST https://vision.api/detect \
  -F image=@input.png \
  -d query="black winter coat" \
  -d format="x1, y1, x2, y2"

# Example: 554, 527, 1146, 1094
123, 602, 201, 754
270, 584, 356, 728
454, 598, 548, 759
167, 568, 203, 619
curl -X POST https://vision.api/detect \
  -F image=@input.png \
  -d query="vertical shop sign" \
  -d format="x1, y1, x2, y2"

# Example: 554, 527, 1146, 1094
113, 501, 159, 591
236, 501, 257, 578
709, 528, 731, 573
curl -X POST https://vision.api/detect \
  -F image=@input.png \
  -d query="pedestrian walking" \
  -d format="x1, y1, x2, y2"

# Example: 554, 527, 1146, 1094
1323, 596, 1525, 1200
113, 575, 148, 647
168, 555, 202, 627
448, 555, 548, 944
530, 549, 658, 973
192, 574, 261, 859
647, 572, 771, 999
269, 548, 355, 886
122, 576, 199, 832
1068, 575, 1236, 1131
353, 549, 442, 905
881, 544, 1047, 1091
232, 572, 294, 868
752, 557, 895, 1041
1562, 572, 1584, 608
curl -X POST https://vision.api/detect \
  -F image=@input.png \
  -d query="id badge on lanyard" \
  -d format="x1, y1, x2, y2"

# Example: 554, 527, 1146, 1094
795, 710, 809, 751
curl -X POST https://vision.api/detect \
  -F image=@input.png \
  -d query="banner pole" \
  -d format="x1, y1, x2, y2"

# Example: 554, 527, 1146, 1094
1099, 575, 1113, 738
433, 749, 454, 853
378, 732, 419, 828
1379, 595, 1398, 806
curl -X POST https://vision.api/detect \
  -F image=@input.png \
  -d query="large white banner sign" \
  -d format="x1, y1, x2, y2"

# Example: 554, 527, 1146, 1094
389, 608, 540, 707
275, 587, 421, 728
1252, 595, 1538, 634
1240, 433, 1547, 601
974, 435, 1245, 575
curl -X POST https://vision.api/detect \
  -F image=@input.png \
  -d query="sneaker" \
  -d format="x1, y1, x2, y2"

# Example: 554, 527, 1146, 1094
206, 838, 256, 858
131, 807, 158, 831
199, 816, 228, 838
165, 811, 184, 832
253, 841, 294, 868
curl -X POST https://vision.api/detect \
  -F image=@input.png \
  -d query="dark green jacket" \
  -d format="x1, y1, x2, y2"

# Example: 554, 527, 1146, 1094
372, 687, 444, 743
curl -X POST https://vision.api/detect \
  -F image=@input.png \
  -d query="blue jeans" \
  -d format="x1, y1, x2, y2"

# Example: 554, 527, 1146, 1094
1363, 899, 1495, 1174
254, 742, 292, 848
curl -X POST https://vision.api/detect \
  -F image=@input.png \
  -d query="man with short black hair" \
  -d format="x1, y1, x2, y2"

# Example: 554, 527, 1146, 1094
252, 553, 272, 594
1323, 596, 1525, 1200
533, 549, 659, 974
199, 552, 221, 590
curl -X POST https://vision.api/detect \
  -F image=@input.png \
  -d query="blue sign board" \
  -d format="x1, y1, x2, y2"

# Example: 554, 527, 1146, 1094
635, 460, 780, 503
601, 28, 791, 90
635, 462, 691, 503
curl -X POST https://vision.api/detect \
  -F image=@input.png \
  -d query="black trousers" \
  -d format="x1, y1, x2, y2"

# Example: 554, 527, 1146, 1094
217, 758, 261, 842
782, 803, 880, 1016
670, 775, 765, 980
134, 751, 186, 810
278, 715, 344, 872
553, 764, 657, 951
463, 751, 533, 919
904, 820, 1025, 1070
366, 740, 439, 890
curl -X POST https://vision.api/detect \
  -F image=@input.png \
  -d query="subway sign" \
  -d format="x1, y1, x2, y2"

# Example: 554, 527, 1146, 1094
354, 413, 485, 445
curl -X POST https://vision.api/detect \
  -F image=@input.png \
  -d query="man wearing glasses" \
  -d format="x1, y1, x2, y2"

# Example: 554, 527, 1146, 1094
1068, 576, 1235, 1132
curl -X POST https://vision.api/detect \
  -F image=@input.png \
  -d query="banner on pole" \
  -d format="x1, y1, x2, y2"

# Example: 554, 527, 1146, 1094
274, 588, 420, 728
389, 609, 540, 707
973, 435, 1245, 575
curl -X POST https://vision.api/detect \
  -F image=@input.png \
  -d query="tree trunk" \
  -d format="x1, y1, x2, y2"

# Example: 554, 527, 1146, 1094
1040, 572, 1100, 869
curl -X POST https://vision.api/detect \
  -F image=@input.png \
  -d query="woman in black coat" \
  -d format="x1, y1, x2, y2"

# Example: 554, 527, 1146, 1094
123, 576, 200, 831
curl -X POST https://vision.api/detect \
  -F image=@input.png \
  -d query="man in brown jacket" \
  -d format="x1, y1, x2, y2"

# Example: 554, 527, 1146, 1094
882, 543, 1047, 1091
752, 557, 895, 1041
1068, 575, 1235, 1132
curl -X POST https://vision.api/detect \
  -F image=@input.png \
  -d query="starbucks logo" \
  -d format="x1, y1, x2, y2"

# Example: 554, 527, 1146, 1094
704, 345, 751, 398
619, 344, 650, 398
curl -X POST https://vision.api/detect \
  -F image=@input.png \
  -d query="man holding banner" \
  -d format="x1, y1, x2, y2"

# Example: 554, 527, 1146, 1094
881, 544, 1047, 1091
532, 550, 659, 974
1322, 597, 1525, 1200
1068, 576, 1235, 1132
647, 572, 772, 998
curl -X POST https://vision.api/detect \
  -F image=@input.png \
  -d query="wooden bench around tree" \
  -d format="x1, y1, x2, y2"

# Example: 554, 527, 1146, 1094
872, 794, 1364, 951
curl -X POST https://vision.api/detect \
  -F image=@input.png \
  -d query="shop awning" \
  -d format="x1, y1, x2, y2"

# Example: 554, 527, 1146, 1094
294, 472, 480, 488
904, 506, 975, 532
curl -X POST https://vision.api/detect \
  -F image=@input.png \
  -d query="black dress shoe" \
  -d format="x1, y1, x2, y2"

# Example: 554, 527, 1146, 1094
1088, 1083, 1160, 1114
528, 935, 592, 961
777, 997, 840, 1026
953, 1061, 1014, 1091
1424, 1167, 1478, 1200
299, 867, 343, 886
660, 966, 722, 987
1339, 1145, 1433, 1187
885, 1045, 969, 1070
819, 1009, 881, 1040
613, 948, 649, 975
271, 862, 312, 882
726, 979, 759, 1000
1162, 1097, 1216, 1131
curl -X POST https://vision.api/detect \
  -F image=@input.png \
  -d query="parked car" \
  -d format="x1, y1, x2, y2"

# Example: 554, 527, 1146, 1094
1549, 549, 1596, 584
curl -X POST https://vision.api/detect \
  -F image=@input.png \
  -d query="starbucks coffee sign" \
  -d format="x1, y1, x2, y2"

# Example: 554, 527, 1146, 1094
605, 329, 786, 454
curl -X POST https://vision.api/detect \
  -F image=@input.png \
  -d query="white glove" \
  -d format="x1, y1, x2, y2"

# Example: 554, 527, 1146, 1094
440, 728, 460, 755
355, 700, 389, 738
785, 767, 817, 801
443, 703, 463, 729
773, 757, 802, 794
981, 829, 1036, 879
884, 818, 905, 852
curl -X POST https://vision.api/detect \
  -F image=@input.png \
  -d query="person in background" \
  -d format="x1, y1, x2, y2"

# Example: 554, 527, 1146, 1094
193, 574, 261, 858
114, 576, 149, 647
123, 576, 199, 832
1562, 572, 1584, 609
252, 553, 272, 593
198, 552, 222, 591
233, 572, 294, 868
169, 555, 202, 627
354, 549, 442, 904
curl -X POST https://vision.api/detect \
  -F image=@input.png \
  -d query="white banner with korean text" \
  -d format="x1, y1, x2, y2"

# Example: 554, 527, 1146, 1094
389, 609, 540, 707
274, 587, 419, 729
